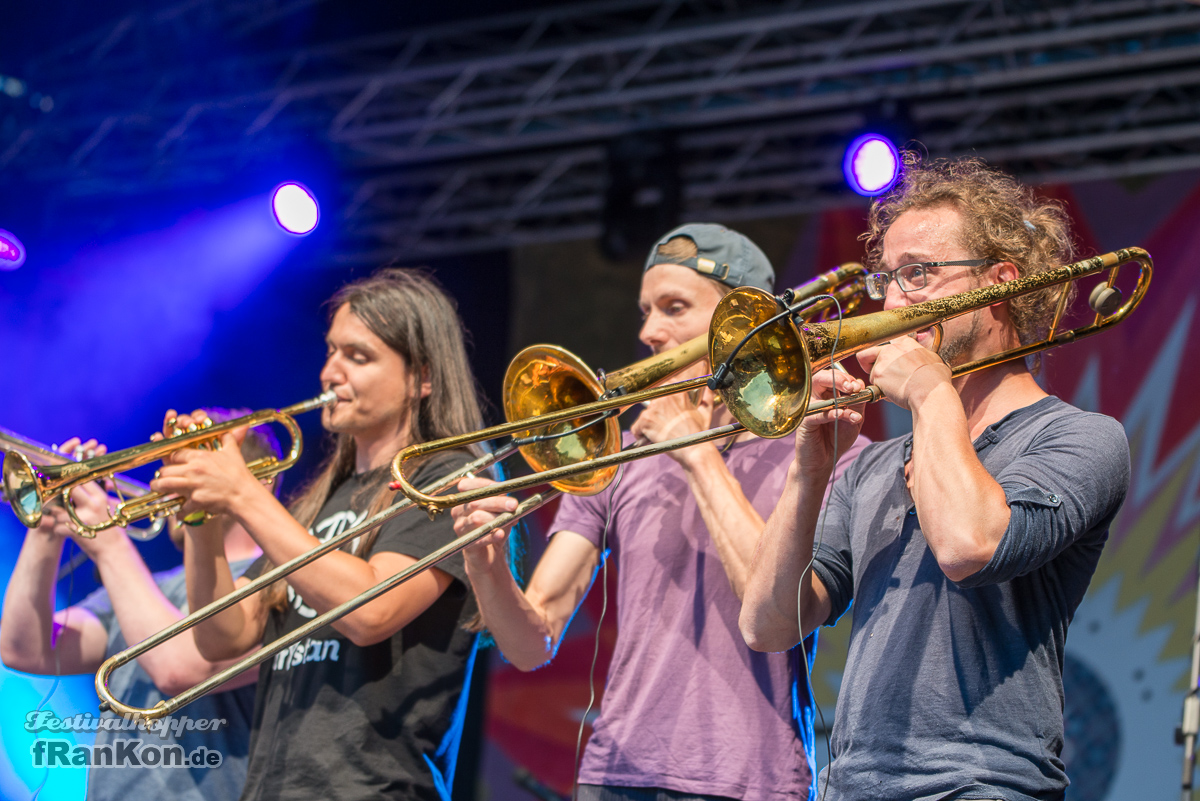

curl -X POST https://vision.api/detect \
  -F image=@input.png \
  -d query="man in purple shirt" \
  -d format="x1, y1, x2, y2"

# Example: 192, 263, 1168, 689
452, 224, 868, 801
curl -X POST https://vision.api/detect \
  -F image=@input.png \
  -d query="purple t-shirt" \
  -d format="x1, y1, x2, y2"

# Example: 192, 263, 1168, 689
550, 431, 869, 801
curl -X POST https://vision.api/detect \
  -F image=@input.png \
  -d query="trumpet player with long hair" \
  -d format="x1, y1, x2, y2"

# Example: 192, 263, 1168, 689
153, 268, 486, 801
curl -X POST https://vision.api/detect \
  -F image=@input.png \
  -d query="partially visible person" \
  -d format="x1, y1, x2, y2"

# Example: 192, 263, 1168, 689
739, 155, 1131, 801
1, 415, 280, 801
452, 224, 869, 801
155, 268, 486, 801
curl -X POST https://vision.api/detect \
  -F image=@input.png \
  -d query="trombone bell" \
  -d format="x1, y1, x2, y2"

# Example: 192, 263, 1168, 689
709, 290, 813, 439
502, 345, 619, 495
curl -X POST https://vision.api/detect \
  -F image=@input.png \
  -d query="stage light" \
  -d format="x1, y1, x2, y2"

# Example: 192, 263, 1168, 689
271, 182, 319, 235
843, 134, 901, 197
0, 229, 26, 270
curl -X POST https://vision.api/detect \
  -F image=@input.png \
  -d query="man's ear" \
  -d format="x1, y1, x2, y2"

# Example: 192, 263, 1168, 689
417, 364, 433, 399
992, 260, 1019, 284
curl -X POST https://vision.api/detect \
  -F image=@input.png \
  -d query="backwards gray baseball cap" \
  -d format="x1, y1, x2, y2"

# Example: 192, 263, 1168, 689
643, 223, 775, 292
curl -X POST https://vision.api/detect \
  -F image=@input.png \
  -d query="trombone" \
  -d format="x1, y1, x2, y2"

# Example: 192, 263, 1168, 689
391, 247, 1152, 512
2, 392, 335, 536
0, 428, 165, 541
92, 263, 868, 720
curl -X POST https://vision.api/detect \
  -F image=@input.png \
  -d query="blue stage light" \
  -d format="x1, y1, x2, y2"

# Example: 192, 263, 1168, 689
0, 229, 26, 270
271, 183, 320, 235
843, 134, 901, 197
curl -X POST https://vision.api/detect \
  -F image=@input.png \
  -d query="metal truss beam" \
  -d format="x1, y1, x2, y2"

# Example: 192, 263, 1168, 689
4, 0, 1199, 259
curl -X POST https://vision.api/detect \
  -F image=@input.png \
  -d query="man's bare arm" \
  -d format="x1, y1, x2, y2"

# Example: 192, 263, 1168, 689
454, 477, 601, 671
1, 530, 109, 674
740, 370, 864, 651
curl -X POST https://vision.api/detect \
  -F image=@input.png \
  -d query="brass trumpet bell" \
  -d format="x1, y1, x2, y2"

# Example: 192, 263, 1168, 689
3, 451, 49, 528
502, 345, 619, 495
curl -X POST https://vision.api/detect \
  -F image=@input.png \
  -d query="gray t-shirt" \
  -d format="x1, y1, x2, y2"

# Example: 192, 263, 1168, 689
553, 431, 869, 801
811, 395, 1130, 801
79, 556, 257, 801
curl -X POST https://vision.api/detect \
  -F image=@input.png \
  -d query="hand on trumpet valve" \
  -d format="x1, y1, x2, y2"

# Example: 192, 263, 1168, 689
150, 409, 252, 523
451, 476, 518, 574
857, 335, 952, 412
40, 437, 124, 541
53, 437, 98, 462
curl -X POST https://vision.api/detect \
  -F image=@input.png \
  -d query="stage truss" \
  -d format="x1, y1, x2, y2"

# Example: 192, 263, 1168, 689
3, 0, 1199, 259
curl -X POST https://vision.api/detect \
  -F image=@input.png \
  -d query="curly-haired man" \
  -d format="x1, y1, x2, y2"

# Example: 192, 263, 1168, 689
739, 156, 1131, 801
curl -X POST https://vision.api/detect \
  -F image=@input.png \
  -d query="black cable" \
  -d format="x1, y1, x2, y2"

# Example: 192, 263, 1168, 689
699, 286, 846, 795
708, 293, 837, 392
570, 458, 626, 801
512, 409, 620, 450
562, 292, 842, 800
788, 296, 846, 801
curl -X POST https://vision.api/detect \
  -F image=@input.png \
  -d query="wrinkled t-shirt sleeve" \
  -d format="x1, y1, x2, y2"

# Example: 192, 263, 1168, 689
548, 482, 612, 549
811, 449, 860, 627
957, 411, 1130, 588
76, 585, 115, 632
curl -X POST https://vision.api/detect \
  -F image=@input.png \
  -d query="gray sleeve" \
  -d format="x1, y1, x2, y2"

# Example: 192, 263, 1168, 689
957, 412, 1130, 588
75, 585, 115, 633
811, 460, 857, 627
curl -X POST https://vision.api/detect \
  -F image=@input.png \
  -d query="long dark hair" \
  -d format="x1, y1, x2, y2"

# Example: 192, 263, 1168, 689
266, 267, 485, 610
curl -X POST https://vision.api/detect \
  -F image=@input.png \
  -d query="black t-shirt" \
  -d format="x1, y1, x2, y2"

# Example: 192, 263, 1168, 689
240, 451, 478, 801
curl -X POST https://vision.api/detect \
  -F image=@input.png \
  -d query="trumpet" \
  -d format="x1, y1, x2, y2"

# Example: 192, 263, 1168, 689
391, 247, 1151, 513
0, 428, 164, 541
92, 264, 868, 719
2, 392, 336, 536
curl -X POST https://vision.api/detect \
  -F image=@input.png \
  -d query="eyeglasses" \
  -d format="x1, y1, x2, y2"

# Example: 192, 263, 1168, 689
865, 259, 996, 301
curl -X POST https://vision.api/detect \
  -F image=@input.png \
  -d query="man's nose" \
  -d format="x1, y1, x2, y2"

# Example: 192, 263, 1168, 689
319, 357, 343, 385
882, 278, 912, 311
639, 313, 666, 349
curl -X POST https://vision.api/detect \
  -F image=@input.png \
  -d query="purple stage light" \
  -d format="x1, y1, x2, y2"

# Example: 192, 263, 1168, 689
271, 183, 320, 235
0, 228, 26, 270
843, 134, 901, 197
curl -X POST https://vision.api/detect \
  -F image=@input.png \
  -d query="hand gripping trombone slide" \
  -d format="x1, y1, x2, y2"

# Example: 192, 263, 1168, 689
95, 440, 540, 719
92, 263, 869, 719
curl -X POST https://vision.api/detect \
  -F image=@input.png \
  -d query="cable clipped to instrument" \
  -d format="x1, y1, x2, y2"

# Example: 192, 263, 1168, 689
707, 290, 838, 392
